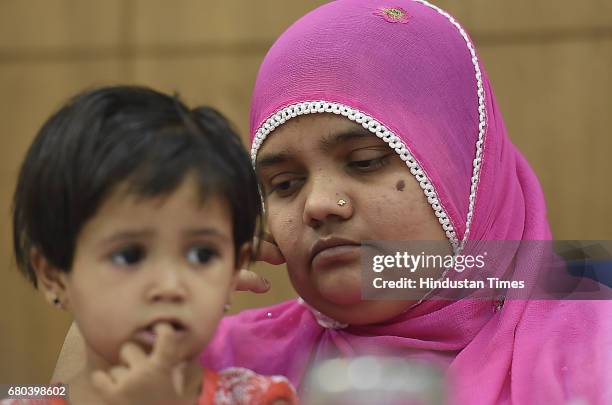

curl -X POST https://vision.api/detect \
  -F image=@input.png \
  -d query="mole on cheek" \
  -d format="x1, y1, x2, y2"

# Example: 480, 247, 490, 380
396, 180, 405, 191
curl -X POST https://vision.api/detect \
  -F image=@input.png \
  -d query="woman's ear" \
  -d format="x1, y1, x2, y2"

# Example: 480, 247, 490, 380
225, 243, 255, 311
235, 243, 253, 274
30, 248, 70, 310
262, 231, 278, 246
258, 234, 286, 265
261, 218, 285, 265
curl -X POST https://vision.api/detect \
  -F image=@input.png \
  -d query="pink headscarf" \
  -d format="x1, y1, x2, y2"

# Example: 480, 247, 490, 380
202, 1, 612, 403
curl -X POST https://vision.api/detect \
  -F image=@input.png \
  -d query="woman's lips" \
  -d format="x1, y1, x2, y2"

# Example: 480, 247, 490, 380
311, 244, 361, 271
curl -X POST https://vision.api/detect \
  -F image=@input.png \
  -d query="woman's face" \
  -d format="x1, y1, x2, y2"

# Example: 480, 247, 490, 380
256, 114, 450, 325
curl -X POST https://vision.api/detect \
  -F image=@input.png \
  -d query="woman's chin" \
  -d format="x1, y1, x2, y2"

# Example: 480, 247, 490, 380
314, 271, 363, 305
317, 285, 362, 306
308, 295, 415, 326
295, 266, 414, 324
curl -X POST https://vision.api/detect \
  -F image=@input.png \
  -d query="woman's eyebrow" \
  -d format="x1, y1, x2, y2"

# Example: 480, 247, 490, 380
255, 127, 373, 171
256, 151, 292, 171
318, 127, 373, 152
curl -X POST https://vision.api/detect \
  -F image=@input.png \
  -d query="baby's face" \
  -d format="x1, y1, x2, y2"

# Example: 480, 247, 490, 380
62, 175, 239, 366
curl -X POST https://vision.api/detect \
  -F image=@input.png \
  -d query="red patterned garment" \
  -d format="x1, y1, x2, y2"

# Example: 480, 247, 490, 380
0, 400, 66, 405
1, 368, 297, 405
199, 367, 297, 405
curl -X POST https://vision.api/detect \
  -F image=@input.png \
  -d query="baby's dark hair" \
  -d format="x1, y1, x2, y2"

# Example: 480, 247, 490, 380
13, 85, 262, 287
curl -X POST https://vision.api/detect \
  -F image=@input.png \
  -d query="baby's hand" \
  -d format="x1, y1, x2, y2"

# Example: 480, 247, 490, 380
91, 323, 201, 405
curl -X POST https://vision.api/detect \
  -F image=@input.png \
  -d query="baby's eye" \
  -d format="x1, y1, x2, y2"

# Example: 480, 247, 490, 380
111, 246, 145, 266
186, 246, 218, 265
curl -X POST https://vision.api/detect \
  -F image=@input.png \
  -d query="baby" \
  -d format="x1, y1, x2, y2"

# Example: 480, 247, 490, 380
7, 86, 296, 404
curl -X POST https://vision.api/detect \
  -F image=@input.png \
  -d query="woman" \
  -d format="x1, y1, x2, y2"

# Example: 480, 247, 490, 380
202, 1, 611, 403
55, 1, 611, 403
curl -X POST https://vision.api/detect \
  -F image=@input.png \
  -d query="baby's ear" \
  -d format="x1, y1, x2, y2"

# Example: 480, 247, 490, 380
30, 248, 70, 310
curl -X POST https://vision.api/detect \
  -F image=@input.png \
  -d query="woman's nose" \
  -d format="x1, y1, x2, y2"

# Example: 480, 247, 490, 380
302, 176, 353, 228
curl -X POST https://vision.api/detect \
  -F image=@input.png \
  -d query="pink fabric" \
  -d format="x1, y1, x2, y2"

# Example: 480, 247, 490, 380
202, 1, 612, 404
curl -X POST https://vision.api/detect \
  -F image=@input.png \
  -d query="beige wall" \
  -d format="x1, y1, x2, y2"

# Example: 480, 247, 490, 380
1, 0, 610, 384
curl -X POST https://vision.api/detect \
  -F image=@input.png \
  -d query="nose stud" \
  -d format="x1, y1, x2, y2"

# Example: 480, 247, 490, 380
337, 199, 347, 207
